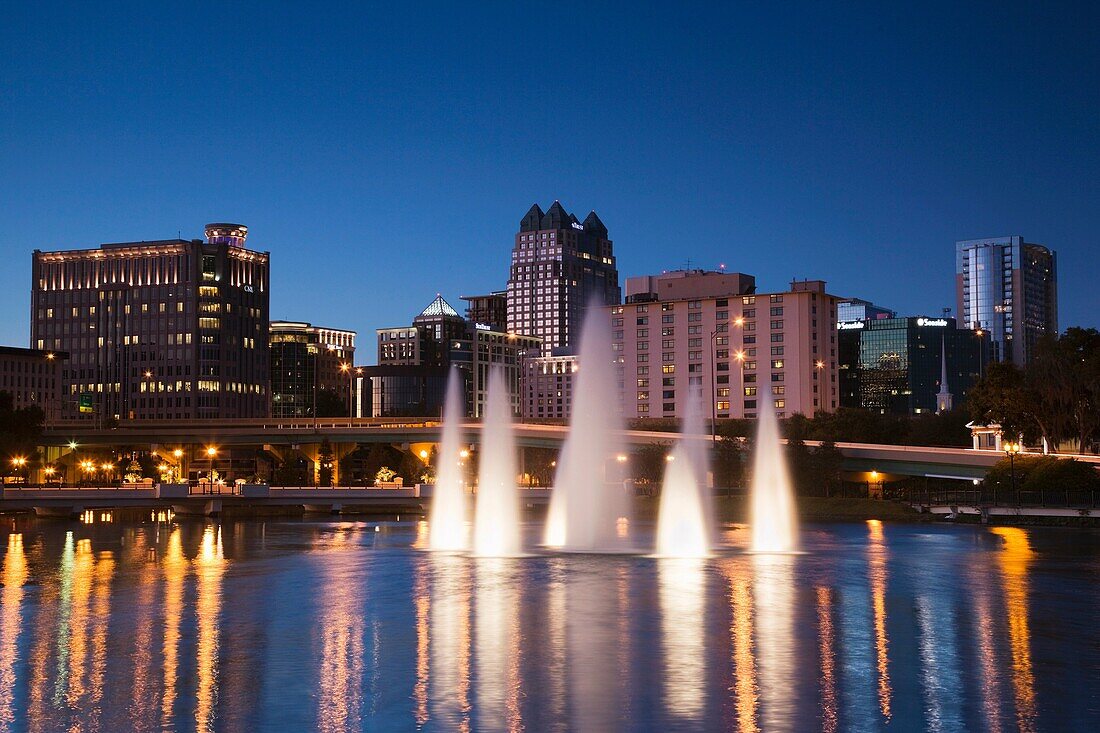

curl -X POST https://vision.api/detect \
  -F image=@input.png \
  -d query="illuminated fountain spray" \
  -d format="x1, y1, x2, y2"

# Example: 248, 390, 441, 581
429, 368, 468, 551
656, 395, 712, 557
545, 305, 631, 551
473, 368, 522, 556
750, 388, 798, 552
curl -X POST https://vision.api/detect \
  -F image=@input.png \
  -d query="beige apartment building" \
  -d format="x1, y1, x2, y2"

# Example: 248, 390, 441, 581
606, 270, 841, 421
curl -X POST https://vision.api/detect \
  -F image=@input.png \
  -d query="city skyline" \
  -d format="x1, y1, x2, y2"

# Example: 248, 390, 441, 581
2, 2, 1097, 364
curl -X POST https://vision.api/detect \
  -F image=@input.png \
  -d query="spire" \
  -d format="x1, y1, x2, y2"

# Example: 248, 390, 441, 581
540, 200, 571, 230
936, 335, 953, 413
582, 210, 608, 237
416, 294, 461, 320
519, 203, 544, 232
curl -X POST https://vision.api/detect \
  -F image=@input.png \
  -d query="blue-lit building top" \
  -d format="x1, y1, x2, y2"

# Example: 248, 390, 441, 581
837, 298, 896, 323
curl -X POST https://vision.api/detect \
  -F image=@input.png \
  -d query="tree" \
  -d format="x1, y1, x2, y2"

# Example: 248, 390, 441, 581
967, 362, 1040, 442
710, 438, 745, 490
0, 393, 44, 475
315, 388, 348, 418
632, 443, 672, 493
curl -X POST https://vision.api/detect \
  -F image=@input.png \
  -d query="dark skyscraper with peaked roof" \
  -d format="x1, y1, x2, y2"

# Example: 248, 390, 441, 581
506, 201, 620, 353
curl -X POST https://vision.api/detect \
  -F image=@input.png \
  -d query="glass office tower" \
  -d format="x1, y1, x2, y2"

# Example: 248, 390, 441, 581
955, 236, 1057, 365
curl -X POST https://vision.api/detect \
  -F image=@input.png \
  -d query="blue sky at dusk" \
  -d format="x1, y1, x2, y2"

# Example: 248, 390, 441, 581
2, 1, 1096, 362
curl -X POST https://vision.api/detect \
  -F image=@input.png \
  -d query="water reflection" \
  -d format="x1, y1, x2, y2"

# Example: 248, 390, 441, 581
194, 524, 225, 732
162, 527, 186, 727
916, 548, 963, 731
753, 554, 797, 732
474, 558, 522, 732
992, 527, 1037, 732
969, 552, 1006, 731
659, 558, 706, 721
316, 528, 366, 733
129, 530, 158, 729
0, 519, 1091, 731
725, 562, 758, 733
430, 554, 472, 732
867, 520, 892, 721
0, 534, 28, 729
816, 586, 838, 733
566, 562, 621, 733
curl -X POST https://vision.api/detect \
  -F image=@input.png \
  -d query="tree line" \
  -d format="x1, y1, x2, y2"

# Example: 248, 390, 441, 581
968, 327, 1100, 453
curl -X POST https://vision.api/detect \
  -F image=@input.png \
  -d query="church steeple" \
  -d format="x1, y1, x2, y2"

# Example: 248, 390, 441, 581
935, 336, 953, 413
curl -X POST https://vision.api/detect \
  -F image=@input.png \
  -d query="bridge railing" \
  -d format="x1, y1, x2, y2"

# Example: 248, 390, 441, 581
908, 485, 1100, 509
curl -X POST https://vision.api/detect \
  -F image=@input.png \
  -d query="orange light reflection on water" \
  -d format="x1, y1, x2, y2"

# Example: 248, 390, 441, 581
867, 519, 892, 721
194, 525, 224, 733
0, 534, 28, 728
991, 527, 1037, 733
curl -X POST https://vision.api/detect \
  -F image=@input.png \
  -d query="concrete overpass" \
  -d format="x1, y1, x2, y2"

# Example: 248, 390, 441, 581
36, 417, 1100, 484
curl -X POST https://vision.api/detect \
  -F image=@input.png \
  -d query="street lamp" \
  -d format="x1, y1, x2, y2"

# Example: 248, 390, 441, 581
1004, 441, 1021, 506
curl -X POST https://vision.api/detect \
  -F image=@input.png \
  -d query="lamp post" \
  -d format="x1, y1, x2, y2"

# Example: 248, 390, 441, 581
205, 446, 218, 492
339, 363, 363, 418
1004, 441, 1021, 506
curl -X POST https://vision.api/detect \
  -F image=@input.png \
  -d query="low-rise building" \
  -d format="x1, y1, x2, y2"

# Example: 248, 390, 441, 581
270, 321, 356, 417
521, 353, 578, 420
376, 295, 540, 417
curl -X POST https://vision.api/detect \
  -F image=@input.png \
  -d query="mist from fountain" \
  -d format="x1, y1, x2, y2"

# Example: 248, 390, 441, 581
655, 394, 712, 557
750, 388, 798, 552
429, 367, 469, 551
473, 367, 522, 557
544, 305, 631, 552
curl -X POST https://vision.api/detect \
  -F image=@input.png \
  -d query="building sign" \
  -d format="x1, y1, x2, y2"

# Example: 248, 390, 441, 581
78, 393, 94, 413
916, 317, 948, 327
571, 222, 584, 230
475, 323, 492, 331
837, 321, 865, 330
243, 285, 254, 293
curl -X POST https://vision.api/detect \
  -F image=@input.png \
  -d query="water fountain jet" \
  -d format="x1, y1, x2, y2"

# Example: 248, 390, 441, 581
429, 367, 468, 551
544, 305, 631, 552
655, 395, 712, 557
749, 389, 798, 552
473, 368, 522, 556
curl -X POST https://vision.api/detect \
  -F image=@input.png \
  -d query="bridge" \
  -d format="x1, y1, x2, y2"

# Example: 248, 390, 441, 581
37, 417, 1099, 483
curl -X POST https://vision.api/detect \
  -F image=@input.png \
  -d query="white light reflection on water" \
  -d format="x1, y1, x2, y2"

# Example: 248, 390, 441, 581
566, 561, 622, 733
915, 545, 963, 732
659, 557, 707, 720
429, 554, 472, 732
316, 528, 365, 733
753, 553, 797, 733
474, 558, 522, 732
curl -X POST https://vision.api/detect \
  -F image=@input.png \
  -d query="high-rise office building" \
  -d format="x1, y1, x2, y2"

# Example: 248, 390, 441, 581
507, 201, 620, 353
270, 321, 356, 417
955, 236, 1057, 365
608, 271, 841, 420
837, 316, 984, 414
31, 223, 270, 420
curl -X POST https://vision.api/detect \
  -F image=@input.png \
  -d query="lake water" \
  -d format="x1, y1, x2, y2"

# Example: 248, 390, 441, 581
0, 515, 1098, 732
